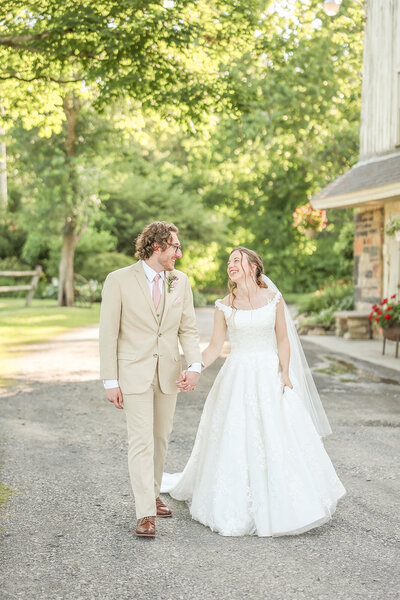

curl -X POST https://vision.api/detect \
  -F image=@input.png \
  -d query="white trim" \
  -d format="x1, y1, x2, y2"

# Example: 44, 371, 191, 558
311, 181, 400, 209
356, 150, 400, 166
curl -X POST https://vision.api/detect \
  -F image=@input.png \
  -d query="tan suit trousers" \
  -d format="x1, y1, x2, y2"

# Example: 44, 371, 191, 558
124, 368, 177, 520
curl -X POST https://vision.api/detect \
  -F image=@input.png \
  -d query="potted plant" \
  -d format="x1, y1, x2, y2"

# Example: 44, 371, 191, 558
369, 294, 400, 356
292, 203, 328, 238
385, 217, 400, 242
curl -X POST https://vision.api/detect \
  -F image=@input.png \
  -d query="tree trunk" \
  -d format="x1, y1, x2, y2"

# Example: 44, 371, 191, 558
58, 231, 79, 306
57, 92, 82, 307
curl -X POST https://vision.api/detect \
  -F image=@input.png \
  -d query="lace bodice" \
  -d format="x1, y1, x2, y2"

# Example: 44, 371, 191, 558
215, 292, 281, 357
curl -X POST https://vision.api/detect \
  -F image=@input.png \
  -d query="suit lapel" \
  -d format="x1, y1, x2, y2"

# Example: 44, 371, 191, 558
160, 271, 177, 327
133, 262, 158, 324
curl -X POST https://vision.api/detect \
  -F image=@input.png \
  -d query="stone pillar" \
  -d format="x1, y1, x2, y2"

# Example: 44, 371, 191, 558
354, 207, 384, 310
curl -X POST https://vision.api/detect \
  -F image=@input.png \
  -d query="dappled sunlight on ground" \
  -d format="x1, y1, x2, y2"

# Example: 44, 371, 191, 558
3, 326, 100, 387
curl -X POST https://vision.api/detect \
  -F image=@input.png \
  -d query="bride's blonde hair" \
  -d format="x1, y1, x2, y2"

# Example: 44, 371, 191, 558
228, 246, 267, 309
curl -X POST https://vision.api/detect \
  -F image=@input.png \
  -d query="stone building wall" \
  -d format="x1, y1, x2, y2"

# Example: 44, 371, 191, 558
354, 207, 384, 310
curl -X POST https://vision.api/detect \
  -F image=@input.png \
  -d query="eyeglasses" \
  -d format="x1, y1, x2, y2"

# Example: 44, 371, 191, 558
167, 243, 182, 253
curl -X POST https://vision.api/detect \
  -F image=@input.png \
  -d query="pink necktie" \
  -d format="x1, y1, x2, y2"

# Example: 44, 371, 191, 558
152, 273, 161, 308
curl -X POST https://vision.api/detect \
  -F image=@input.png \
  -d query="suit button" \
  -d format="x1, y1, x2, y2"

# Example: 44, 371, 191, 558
153, 353, 158, 358
158, 333, 162, 337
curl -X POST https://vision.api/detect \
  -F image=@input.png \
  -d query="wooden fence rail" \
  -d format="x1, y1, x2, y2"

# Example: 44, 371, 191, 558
0, 265, 42, 306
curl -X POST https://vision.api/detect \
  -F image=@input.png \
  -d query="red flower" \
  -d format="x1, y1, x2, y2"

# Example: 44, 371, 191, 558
368, 314, 373, 320
386, 306, 392, 310
380, 299, 388, 305
384, 313, 392, 320
375, 317, 380, 322
391, 294, 396, 299
377, 310, 382, 315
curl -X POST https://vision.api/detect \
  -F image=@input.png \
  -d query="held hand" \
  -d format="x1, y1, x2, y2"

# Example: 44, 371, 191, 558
176, 370, 200, 392
106, 386, 124, 409
281, 374, 293, 392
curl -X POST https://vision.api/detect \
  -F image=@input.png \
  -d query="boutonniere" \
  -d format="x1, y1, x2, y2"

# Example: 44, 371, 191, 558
166, 274, 179, 293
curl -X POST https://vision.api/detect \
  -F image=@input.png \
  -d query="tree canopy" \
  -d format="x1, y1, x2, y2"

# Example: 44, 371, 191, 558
1, 0, 364, 301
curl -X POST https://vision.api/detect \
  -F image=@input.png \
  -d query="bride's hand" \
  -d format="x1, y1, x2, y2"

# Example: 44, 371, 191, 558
282, 375, 293, 391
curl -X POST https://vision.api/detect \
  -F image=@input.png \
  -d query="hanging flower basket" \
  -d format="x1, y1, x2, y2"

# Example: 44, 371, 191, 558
292, 203, 328, 236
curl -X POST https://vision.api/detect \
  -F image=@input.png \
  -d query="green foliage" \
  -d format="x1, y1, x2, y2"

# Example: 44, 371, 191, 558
307, 307, 336, 330
297, 280, 355, 331
2, 0, 363, 297
73, 278, 102, 305
0, 218, 26, 261
77, 252, 133, 283
297, 281, 354, 315
184, 0, 363, 291
385, 217, 400, 236
192, 288, 207, 308
0, 0, 262, 133
333, 220, 354, 275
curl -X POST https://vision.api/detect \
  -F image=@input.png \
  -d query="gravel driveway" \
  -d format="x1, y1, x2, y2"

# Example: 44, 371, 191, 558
0, 312, 399, 600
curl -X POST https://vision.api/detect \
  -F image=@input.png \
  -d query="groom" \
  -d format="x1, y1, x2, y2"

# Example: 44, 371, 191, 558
99, 221, 201, 537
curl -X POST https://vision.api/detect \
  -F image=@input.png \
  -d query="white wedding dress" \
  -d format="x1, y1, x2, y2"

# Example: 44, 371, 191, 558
162, 292, 346, 537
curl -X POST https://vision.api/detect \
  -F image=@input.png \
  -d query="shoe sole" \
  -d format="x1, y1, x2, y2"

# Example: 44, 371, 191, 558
135, 532, 156, 537
157, 513, 172, 518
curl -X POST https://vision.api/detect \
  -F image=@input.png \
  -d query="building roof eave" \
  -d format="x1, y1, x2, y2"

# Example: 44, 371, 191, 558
311, 180, 400, 210
311, 150, 400, 209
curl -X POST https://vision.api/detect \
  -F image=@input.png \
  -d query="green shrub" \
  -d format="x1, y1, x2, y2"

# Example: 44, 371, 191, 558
192, 288, 207, 308
308, 307, 336, 329
78, 252, 133, 283
297, 281, 354, 331
297, 281, 354, 315
37, 279, 58, 300
37, 277, 103, 303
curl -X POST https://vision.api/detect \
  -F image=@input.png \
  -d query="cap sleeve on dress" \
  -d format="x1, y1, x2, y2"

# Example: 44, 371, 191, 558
215, 299, 231, 314
271, 291, 282, 306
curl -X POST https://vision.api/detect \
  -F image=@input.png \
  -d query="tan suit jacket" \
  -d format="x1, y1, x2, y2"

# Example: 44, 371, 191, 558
99, 261, 201, 395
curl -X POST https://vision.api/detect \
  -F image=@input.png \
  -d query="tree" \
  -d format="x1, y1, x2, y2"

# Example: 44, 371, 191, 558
179, 0, 364, 291
0, 0, 262, 304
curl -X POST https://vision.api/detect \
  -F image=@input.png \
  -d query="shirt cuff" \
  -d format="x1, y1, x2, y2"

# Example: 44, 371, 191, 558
103, 379, 119, 389
187, 362, 201, 374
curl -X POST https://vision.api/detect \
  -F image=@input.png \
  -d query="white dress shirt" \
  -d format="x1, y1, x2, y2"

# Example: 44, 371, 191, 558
103, 260, 201, 389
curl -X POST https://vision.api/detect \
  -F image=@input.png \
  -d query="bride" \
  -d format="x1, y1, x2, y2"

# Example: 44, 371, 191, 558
162, 246, 346, 537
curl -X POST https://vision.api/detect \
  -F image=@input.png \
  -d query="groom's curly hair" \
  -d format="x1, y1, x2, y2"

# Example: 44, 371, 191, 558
135, 221, 179, 260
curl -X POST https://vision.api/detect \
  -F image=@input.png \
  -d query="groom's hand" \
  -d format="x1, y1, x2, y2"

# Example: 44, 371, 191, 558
106, 387, 124, 409
176, 370, 200, 392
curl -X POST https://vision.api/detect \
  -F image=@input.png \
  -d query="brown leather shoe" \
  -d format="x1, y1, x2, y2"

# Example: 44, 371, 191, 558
135, 516, 156, 537
156, 496, 172, 518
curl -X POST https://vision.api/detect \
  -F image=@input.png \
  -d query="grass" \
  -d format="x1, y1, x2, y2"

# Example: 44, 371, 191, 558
0, 297, 101, 384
